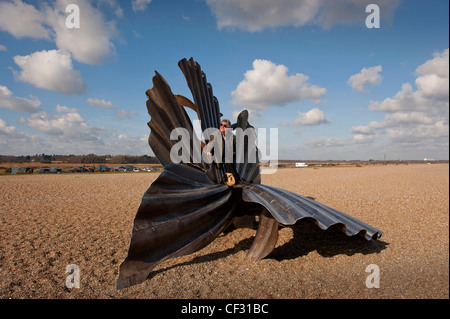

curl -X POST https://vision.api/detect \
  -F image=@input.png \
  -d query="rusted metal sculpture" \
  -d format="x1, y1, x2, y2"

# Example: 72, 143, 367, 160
116, 58, 383, 289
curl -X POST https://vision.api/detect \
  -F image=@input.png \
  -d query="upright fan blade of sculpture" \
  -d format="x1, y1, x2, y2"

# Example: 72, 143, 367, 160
234, 110, 261, 184
117, 68, 236, 289
178, 58, 222, 132
240, 183, 383, 241
233, 109, 280, 260
116, 164, 235, 289
178, 58, 225, 182
145, 71, 201, 168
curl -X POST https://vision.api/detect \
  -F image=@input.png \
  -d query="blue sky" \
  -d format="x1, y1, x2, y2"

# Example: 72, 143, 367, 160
0, 0, 448, 160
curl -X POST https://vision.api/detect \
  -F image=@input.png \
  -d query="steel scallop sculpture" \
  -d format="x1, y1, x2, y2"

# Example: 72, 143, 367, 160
116, 58, 383, 289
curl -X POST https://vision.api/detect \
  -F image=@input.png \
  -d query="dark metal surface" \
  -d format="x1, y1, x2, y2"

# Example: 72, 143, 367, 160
116, 163, 235, 289
246, 209, 280, 260
145, 72, 198, 169
116, 58, 383, 289
178, 58, 222, 133
239, 183, 383, 241
233, 109, 261, 184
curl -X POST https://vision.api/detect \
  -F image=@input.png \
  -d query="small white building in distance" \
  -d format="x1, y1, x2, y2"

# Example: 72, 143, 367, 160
295, 162, 308, 168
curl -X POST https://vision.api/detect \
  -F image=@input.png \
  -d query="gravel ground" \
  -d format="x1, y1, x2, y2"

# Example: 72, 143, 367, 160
0, 164, 448, 299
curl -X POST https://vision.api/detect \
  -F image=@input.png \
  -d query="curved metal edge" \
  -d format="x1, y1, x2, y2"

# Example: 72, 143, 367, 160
239, 183, 383, 241
246, 209, 280, 260
116, 164, 235, 290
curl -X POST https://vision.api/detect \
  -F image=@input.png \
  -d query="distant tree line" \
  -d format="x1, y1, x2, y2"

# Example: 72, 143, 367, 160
0, 154, 159, 164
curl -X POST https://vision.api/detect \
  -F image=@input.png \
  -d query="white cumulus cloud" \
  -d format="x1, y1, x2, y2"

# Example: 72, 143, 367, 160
87, 98, 120, 109
348, 65, 383, 92
369, 49, 448, 113
46, 0, 118, 64
307, 137, 345, 148
349, 48, 449, 154
0, 118, 50, 155
0, 0, 51, 39
307, 49, 448, 159
12, 50, 87, 95
232, 59, 326, 118
0, 0, 118, 65
0, 118, 26, 137
7, 105, 148, 155
132, 0, 152, 12
0, 84, 41, 113
414, 50, 449, 101
18, 106, 114, 154
293, 107, 330, 126
116, 109, 139, 120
